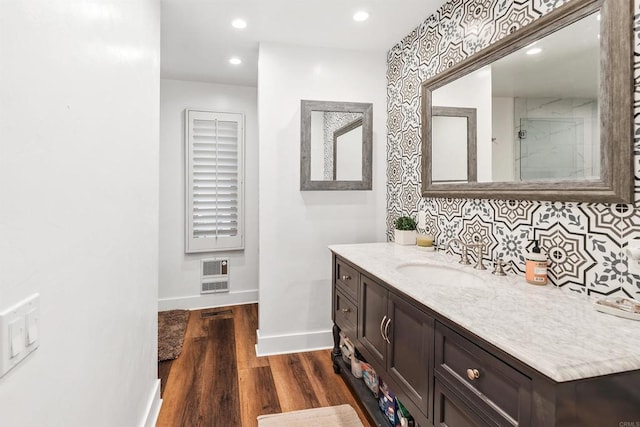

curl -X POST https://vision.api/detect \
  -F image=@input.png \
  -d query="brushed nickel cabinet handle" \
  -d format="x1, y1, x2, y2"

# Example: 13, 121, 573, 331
466, 368, 480, 381
341, 275, 351, 281
379, 315, 387, 340
384, 318, 392, 344
341, 308, 350, 313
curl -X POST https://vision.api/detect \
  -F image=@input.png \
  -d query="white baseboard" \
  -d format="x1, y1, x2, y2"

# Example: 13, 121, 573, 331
255, 328, 333, 356
158, 289, 258, 311
140, 379, 162, 427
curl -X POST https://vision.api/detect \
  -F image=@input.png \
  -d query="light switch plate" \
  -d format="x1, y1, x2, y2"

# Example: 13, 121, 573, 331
9, 318, 25, 358
25, 309, 39, 346
0, 294, 40, 378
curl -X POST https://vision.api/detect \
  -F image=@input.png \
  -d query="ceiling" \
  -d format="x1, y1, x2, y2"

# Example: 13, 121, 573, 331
161, 0, 447, 87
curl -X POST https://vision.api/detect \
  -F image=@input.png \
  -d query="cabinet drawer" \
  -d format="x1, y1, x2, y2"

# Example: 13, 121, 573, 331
334, 291, 357, 339
335, 258, 359, 301
435, 322, 531, 426
434, 379, 486, 427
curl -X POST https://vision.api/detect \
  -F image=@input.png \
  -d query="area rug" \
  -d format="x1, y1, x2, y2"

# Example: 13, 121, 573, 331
158, 309, 189, 362
257, 404, 364, 427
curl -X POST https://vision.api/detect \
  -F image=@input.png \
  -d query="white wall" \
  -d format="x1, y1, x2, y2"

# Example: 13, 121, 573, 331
159, 79, 258, 310
0, 1, 160, 426
492, 97, 515, 181
257, 43, 387, 355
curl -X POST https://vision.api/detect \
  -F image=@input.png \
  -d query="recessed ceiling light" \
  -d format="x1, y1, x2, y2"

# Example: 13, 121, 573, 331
229, 57, 242, 65
232, 19, 247, 29
353, 11, 369, 22
526, 47, 542, 55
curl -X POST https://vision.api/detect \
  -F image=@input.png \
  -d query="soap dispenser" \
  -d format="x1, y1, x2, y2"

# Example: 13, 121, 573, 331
525, 239, 548, 285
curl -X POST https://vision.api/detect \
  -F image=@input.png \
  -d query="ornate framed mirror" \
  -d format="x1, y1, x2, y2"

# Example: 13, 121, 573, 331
421, 0, 633, 202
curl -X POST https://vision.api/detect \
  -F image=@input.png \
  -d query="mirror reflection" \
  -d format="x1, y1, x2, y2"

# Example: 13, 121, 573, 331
300, 100, 373, 191
431, 107, 477, 183
430, 10, 600, 184
310, 112, 364, 181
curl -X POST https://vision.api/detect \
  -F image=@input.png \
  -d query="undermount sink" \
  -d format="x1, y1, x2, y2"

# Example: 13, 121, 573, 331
395, 262, 486, 287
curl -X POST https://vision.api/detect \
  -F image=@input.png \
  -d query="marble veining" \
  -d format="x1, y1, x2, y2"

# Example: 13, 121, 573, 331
329, 242, 640, 382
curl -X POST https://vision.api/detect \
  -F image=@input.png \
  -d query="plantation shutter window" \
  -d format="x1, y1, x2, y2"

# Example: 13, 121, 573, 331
186, 109, 244, 253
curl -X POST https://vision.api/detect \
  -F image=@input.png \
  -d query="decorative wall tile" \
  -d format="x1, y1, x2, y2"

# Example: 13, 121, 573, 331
463, 199, 494, 220
580, 202, 640, 241
493, 199, 538, 230
491, 2, 538, 41
494, 223, 531, 271
534, 222, 595, 291
536, 202, 585, 232
435, 198, 465, 221
460, 215, 500, 261
588, 238, 639, 298
386, 0, 640, 299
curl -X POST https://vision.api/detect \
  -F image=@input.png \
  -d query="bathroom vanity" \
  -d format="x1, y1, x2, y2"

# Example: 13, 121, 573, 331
330, 243, 640, 427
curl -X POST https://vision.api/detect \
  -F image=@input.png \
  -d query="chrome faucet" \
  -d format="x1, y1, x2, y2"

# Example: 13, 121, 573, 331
445, 238, 486, 269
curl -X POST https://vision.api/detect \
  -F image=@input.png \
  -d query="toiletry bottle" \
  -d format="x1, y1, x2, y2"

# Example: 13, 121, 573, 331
525, 239, 548, 285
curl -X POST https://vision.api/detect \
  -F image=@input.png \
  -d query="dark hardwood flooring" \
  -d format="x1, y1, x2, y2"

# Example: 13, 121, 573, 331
157, 304, 372, 427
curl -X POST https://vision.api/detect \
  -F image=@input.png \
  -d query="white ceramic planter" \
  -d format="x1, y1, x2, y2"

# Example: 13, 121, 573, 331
394, 229, 417, 245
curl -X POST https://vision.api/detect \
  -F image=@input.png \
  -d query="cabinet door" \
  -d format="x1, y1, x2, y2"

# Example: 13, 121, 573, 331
358, 274, 388, 367
387, 292, 434, 424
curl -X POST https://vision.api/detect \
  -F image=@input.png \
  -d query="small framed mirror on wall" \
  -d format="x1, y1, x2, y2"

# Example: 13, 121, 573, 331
300, 100, 373, 191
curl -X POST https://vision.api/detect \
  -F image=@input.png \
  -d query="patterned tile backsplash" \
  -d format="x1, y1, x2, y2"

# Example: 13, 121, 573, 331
386, 0, 640, 298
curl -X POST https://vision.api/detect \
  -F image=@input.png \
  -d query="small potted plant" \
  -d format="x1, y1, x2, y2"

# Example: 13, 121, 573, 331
394, 216, 417, 245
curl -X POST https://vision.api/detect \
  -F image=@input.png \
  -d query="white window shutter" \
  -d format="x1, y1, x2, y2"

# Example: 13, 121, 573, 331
185, 109, 244, 253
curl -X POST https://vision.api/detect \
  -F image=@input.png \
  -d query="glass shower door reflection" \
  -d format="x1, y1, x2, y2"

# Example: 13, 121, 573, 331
518, 117, 585, 181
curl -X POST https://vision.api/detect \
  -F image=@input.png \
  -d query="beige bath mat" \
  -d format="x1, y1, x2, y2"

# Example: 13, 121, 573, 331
257, 404, 364, 426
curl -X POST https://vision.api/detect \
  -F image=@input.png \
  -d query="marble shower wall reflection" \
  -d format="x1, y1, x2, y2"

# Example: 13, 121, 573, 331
386, 0, 640, 298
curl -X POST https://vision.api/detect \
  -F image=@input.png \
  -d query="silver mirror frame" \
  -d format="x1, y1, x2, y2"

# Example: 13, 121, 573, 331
300, 100, 373, 191
421, 0, 633, 203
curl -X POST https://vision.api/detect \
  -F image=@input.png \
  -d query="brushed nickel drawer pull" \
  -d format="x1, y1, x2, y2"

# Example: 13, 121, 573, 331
341, 275, 351, 281
341, 308, 350, 313
467, 368, 480, 381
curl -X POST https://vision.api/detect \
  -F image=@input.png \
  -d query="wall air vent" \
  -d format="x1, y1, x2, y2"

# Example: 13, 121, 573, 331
201, 280, 229, 294
201, 258, 229, 294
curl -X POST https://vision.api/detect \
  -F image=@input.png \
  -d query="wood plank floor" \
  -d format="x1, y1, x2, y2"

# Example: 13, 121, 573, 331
157, 304, 373, 427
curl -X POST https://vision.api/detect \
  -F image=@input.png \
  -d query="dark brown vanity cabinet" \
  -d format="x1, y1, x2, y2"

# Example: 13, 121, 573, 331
358, 273, 434, 427
331, 253, 640, 427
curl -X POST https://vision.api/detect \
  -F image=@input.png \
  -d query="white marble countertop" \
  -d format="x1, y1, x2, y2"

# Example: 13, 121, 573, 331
329, 242, 640, 382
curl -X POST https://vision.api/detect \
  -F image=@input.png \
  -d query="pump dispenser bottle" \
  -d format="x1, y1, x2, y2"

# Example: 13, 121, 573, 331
525, 239, 548, 285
